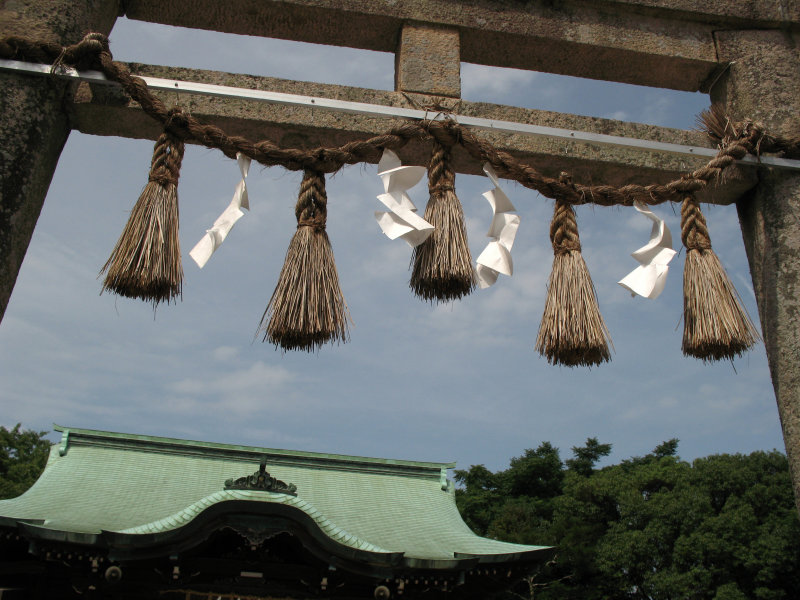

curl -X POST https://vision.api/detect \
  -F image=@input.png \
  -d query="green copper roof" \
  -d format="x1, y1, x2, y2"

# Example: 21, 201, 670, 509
0, 426, 549, 564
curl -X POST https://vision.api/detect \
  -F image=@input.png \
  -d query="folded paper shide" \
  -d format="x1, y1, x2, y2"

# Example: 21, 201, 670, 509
618, 201, 677, 299
374, 149, 434, 247
190, 153, 251, 268
476, 164, 520, 289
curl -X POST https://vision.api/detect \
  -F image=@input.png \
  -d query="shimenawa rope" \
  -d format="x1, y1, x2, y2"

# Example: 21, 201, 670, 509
1, 33, 779, 361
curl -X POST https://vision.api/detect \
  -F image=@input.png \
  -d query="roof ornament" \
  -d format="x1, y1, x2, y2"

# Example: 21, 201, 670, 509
224, 458, 298, 496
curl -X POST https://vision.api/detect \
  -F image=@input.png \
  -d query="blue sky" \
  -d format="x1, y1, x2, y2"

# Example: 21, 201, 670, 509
0, 18, 782, 473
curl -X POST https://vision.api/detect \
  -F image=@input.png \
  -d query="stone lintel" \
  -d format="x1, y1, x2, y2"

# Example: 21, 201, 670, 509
69, 63, 756, 206
119, 0, 753, 92
395, 23, 460, 98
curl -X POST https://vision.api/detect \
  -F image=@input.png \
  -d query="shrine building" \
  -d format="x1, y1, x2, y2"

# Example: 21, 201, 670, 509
0, 426, 552, 599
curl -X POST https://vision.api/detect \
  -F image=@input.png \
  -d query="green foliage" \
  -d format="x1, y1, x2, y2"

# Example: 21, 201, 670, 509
507, 442, 565, 499
455, 439, 800, 599
566, 437, 612, 477
0, 424, 50, 499
454, 442, 565, 535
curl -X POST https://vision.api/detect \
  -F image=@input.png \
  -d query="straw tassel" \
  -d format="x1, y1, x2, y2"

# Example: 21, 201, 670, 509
409, 137, 475, 302
697, 104, 734, 147
259, 170, 350, 351
536, 196, 612, 367
101, 109, 185, 306
681, 195, 759, 360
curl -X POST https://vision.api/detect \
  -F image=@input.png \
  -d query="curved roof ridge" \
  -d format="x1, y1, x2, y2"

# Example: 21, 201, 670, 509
118, 489, 393, 554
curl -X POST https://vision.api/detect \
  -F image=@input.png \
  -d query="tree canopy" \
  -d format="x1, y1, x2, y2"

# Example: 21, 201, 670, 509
0, 424, 50, 499
455, 439, 800, 599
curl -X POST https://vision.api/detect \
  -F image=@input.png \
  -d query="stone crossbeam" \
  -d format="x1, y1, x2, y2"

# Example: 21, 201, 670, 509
70, 63, 756, 205
123, 0, 799, 92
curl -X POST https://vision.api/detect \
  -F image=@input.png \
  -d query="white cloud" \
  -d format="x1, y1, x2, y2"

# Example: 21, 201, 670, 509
111, 18, 393, 91
213, 346, 239, 361
604, 110, 630, 122
169, 360, 294, 397
462, 63, 538, 102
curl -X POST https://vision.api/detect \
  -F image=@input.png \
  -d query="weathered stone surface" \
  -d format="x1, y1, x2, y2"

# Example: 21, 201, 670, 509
395, 23, 460, 98
0, 0, 120, 43
70, 63, 756, 205
713, 29, 800, 514
603, 0, 800, 24
122, 0, 737, 91
0, 75, 70, 320
0, 0, 120, 322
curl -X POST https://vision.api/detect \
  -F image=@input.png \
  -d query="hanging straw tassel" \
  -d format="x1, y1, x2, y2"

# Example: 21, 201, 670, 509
259, 170, 350, 351
101, 109, 185, 306
536, 195, 612, 367
409, 137, 475, 302
681, 195, 759, 360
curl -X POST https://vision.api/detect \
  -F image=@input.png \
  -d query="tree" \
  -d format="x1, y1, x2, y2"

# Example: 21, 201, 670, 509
455, 440, 800, 600
456, 439, 614, 599
0, 424, 50, 499
566, 437, 612, 477
454, 442, 565, 538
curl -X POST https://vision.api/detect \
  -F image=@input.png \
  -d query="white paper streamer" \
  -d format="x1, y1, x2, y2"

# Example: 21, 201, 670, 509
617, 201, 677, 299
190, 153, 251, 268
476, 164, 521, 288
374, 149, 434, 247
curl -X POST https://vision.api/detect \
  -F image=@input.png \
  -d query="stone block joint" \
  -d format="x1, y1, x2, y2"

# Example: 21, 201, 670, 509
395, 21, 461, 98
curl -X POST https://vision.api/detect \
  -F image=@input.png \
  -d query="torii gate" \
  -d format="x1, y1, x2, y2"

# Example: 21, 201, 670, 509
2, 0, 800, 513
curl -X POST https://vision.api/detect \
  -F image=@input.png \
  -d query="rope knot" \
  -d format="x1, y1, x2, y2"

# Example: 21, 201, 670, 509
553, 172, 584, 211
57, 32, 109, 71
742, 120, 770, 156
667, 174, 705, 194
441, 118, 462, 143
164, 107, 188, 137
77, 32, 109, 55
430, 183, 455, 194
426, 119, 460, 150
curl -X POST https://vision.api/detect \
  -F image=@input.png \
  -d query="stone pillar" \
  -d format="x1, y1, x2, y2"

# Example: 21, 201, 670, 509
0, 0, 120, 322
711, 29, 800, 514
395, 22, 461, 98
